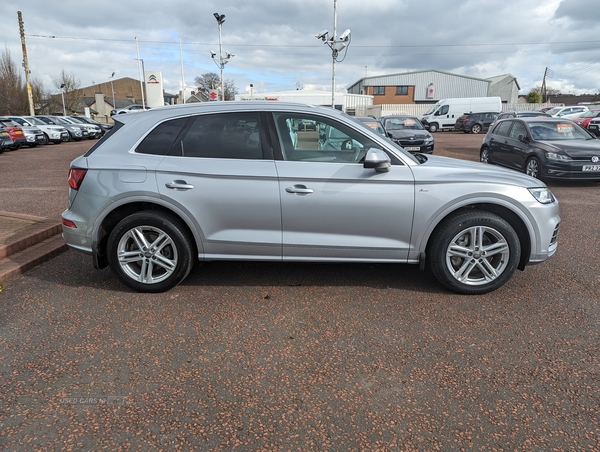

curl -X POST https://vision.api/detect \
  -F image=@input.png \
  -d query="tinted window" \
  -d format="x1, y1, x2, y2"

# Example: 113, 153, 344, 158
508, 122, 527, 139
494, 121, 513, 137
177, 112, 262, 159
136, 117, 188, 155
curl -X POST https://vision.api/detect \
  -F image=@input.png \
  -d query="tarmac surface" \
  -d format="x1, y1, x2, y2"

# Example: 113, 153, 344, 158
0, 133, 599, 450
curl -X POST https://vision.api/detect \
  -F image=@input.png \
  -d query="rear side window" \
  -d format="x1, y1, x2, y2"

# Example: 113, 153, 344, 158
136, 118, 188, 155
176, 112, 262, 159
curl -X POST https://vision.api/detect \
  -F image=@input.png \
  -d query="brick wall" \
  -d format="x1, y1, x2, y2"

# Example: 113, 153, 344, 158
366, 85, 415, 105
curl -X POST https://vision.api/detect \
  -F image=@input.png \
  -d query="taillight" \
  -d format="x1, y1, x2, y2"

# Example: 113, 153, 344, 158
68, 168, 87, 190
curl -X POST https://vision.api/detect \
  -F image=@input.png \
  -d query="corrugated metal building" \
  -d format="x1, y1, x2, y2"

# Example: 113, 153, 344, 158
347, 70, 493, 105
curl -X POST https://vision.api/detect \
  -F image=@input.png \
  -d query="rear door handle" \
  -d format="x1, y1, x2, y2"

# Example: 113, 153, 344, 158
165, 180, 194, 191
285, 185, 313, 194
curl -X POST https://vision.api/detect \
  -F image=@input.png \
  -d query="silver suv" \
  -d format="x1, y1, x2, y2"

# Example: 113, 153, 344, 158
62, 102, 560, 294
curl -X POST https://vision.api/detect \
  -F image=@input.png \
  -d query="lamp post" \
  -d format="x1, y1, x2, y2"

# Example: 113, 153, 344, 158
134, 58, 146, 108
109, 71, 115, 109
315, 0, 351, 109
250, 83, 253, 100
60, 83, 66, 116
211, 12, 234, 101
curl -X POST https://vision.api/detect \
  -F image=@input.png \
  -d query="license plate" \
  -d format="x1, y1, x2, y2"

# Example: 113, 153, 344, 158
582, 165, 600, 171
404, 146, 420, 151
589, 125, 598, 130
36, 135, 44, 140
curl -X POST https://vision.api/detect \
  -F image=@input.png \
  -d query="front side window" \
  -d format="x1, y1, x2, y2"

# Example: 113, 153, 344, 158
272, 113, 382, 164
493, 120, 513, 137
508, 122, 527, 139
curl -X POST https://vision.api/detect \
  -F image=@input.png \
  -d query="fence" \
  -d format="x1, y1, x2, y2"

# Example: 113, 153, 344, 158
355, 103, 564, 118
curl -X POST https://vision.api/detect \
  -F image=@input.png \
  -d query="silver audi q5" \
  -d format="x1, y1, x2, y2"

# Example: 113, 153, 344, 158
62, 102, 560, 294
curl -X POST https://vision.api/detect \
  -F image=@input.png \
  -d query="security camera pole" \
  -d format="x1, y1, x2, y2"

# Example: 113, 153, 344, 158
315, 0, 351, 109
211, 13, 233, 101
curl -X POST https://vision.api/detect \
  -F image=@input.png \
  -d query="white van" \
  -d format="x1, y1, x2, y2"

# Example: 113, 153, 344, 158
421, 97, 502, 132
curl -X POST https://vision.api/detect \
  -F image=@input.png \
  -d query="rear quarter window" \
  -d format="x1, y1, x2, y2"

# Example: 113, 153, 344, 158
135, 118, 188, 155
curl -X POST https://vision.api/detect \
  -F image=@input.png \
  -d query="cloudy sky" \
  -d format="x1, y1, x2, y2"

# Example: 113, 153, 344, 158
1, 0, 599, 100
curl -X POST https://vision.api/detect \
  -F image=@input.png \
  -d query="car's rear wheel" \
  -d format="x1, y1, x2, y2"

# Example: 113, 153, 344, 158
471, 124, 482, 134
107, 211, 195, 293
525, 156, 541, 179
427, 211, 521, 294
480, 147, 492, 164
428, 122, 439, 133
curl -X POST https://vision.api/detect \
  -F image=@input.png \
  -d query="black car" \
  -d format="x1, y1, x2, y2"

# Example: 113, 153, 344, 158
354, 116, 387, 137
379, 115, 434, 153
454, 112, 498, 134
587, 117, 600, 137
480, 117, 600, 180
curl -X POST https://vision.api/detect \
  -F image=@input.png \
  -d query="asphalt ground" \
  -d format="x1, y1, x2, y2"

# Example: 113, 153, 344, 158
0, 132, 599, 450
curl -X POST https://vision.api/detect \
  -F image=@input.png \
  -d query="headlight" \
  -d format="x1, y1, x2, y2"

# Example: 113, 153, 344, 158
424, 137, 434, 145
545, 151, 572, 161
528, 188, 555, 204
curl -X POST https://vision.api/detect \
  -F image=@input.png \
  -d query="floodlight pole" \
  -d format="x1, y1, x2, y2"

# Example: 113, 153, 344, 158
109, 72, 115, 109
60, 83, 66, 116
331, 0, 337, 109
211, 13, 233, 101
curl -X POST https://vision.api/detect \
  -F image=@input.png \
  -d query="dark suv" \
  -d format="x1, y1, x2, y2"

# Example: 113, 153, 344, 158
454, 112, 499, 134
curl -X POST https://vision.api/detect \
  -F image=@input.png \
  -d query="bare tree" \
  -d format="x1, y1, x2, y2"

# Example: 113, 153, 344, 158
193, 72, 237, 101
0, 47, 28, 115
52, 69, 81, 114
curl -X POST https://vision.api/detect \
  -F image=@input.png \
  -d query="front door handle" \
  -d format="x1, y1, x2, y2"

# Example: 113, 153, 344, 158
285, 185, 313, 194
165, 180, 194, 191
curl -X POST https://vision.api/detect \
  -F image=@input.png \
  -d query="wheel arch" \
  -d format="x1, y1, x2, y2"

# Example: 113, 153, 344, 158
421, 203, 531, 271
93, 200, 203, 269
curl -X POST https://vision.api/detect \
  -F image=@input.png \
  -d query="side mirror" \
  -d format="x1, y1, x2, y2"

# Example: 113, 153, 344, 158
364, 148, 391, 172
517, 134, 529, 143
387, 131, 393, 138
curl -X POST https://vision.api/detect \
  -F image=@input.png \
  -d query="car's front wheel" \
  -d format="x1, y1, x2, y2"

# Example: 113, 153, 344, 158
106, 211, 195, 293
428, 123, 439, 133
427, 211, 521, 294
525, 156, 541, 179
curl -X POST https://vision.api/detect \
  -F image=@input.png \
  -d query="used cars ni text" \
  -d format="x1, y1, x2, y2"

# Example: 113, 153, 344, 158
62, 102, 559, 295
480, 117, 600, 180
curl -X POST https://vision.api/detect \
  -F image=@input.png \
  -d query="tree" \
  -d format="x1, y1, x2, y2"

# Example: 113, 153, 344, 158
0, 47, 28, 115
526, 90, 542, 103
193, 72, 237, 101
52, 69, 81, 114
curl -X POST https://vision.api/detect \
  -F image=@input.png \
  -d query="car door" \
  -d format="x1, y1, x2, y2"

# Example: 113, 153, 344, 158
155, 111, 282, 260
271, 112, 415, 261
501, 121, 530, 171
488, 120, 513, 165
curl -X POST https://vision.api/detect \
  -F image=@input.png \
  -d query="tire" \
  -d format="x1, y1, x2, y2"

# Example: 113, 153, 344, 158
428, 123, 439, 133
427, 211, 521, 295
471, 124, 482, 134
480, 147, 492, 164
106, 211, 195, 293
41, 134, 49, 145
525, 156, 542, 179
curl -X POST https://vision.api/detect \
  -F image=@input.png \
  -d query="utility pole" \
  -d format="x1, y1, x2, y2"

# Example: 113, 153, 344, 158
17, 11, 35, 116
541, 67, 548, 103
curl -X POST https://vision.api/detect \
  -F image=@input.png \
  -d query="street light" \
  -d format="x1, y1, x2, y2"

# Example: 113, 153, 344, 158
134, 58, 146, 108
211, 12, 233, 101
60, 83, 66, 116
315, 0, 351, 109
250, 83, 253, 100
109, 72, 115, 109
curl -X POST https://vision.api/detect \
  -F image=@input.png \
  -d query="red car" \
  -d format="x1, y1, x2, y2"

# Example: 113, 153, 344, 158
572, 108, 600, 129
0, 117, 27, 150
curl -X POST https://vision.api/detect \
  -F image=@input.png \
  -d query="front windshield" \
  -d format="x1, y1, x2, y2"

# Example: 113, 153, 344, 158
580, 109, 600, 118
424, 105, 438, 115
545, 108, 561, 116
54, 117, 70, 125
384, 117, 424, 131
529, 121, 593, 141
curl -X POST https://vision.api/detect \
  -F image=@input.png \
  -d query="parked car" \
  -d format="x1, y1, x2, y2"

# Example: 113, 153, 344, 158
110, 104, 151, 116
379, 115, 434, 153
65, 116, 102, 139
587, 117, 600, 137
534, 106, 556, 113
489, 111, 552, 128
353, 116, 387, 137
70, 116, 113, 135
0, 126, 14, 153
62, 101, 560, 295
0, 117, 27, 150
0, 117, 45, 148
454, 112, 499, 134
11, 116, 69, 144
572, 108, 600, 129
545, 105, 589, 119
480, 117, 600, 180
36, 116, 88, 141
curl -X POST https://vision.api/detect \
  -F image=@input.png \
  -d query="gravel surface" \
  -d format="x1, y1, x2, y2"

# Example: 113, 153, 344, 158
0, 132, 599, 450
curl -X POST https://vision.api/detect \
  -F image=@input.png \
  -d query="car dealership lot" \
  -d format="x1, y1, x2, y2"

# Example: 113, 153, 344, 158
0, 132, 598, 450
